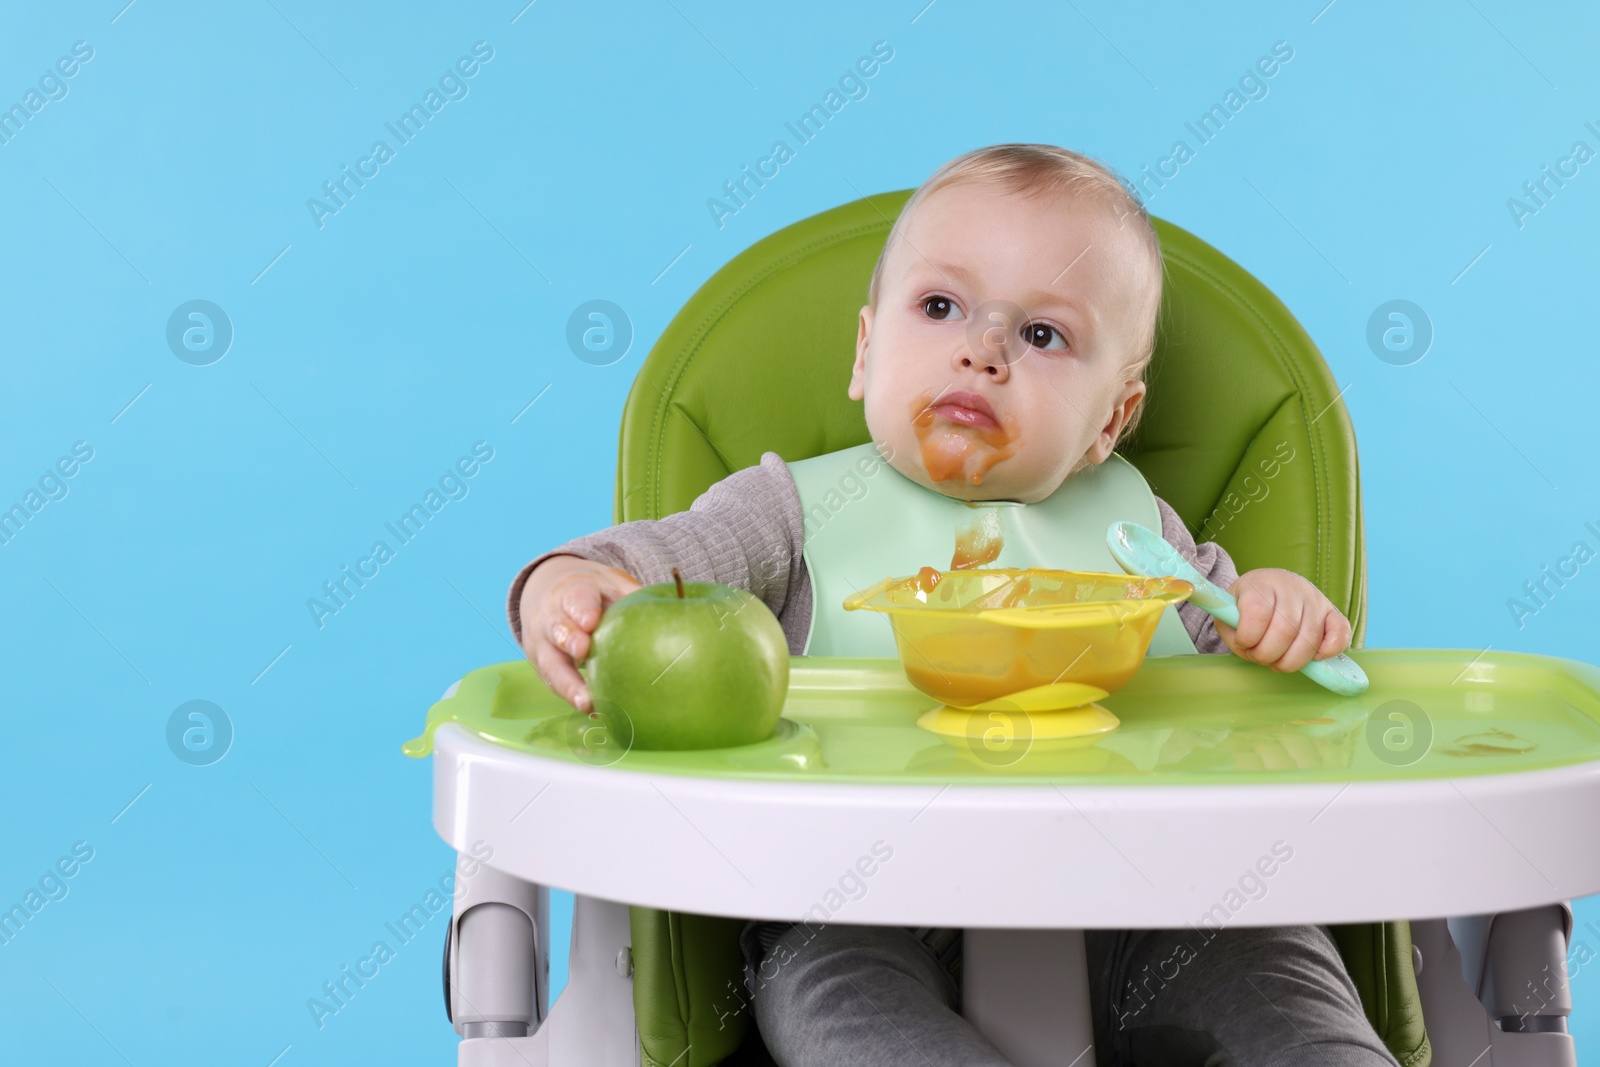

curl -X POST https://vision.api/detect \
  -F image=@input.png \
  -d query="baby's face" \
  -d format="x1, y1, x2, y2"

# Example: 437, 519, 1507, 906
849, 180, 1154, 504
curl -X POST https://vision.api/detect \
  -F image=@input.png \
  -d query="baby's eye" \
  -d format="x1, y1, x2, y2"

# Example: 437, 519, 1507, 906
922, 296, 964, 322
1023, 323, 1068, 351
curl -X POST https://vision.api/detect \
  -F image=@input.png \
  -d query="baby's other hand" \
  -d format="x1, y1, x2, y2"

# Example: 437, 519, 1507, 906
1210, 568, 1351, 674
519, 556, 641, 713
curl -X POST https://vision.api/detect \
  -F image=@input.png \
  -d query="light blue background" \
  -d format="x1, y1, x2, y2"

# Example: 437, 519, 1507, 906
2, 0, 1596, 1063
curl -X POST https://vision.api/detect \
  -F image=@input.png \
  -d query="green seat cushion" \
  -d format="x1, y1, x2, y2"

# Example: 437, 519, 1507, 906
612, 189, 1423, 1067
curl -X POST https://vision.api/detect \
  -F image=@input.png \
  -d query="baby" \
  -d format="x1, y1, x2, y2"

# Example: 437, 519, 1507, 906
508, 144, 1397, 1066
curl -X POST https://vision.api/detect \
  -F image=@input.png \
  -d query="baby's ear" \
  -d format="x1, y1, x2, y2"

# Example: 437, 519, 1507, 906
848, 305, 873, 400
1093, 378, 1147, 458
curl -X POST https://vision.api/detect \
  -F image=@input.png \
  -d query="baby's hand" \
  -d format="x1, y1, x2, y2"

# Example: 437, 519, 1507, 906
519, 555, 641, 713
1210, 568, 1351, 674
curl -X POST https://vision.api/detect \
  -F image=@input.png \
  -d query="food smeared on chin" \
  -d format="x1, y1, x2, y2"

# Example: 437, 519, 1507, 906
909, 389, 1019, 487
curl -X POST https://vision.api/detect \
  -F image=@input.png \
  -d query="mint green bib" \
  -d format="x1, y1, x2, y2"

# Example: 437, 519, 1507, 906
786, 443, 1199, 660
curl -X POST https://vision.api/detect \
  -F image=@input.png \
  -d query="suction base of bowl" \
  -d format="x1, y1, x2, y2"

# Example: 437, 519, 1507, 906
916, 701, 1120, 742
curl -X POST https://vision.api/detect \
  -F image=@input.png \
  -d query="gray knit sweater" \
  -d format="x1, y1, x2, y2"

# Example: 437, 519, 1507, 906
506, 451, 1238, 656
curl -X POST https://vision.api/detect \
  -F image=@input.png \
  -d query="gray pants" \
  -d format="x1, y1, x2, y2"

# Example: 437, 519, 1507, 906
739, 921, 1401, 1067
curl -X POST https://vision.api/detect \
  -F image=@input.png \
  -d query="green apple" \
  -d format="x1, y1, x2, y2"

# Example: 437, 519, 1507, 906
580, 568, 789, 750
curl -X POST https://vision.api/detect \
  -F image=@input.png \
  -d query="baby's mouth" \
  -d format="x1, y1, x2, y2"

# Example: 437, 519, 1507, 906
930, 402, 998, 430
922, 389, 1000, 431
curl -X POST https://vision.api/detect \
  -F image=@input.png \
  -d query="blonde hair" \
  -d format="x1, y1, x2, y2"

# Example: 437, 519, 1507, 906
866, 143, 1163, 448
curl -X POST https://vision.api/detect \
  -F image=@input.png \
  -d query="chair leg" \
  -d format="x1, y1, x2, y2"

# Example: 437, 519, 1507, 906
451, 861, 544, 1038
1412, 918, 1493, 1066
962, 928, 1097, 1067
1412, 914, 1577, 1067
547, 893, 639, 1066
1484, 904, 1574, 1039
1445, 914, 1491, 1001
452, 884, 638, 1067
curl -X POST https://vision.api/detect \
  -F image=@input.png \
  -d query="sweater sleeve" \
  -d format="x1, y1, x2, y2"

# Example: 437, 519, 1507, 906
1155, 495, 1239, 656
506, 451, 810, 652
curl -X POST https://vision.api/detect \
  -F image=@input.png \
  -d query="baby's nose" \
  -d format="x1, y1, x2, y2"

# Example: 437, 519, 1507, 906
958, 350, 1009, 381
965, 299, 1029, 368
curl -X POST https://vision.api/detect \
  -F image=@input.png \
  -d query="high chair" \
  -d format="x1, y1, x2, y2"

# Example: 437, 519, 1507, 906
410, 190, 1599, 1066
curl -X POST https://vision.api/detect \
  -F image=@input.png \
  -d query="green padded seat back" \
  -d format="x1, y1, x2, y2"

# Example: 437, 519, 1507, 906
614, 191, 1425, 1067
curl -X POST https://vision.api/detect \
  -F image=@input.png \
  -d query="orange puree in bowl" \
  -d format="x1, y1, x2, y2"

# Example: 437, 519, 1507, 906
902, 639, 1134, 707
857, 568, 1177, 710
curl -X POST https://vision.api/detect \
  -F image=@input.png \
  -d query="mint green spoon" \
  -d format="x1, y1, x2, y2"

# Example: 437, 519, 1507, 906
1106, 521, 1369, 696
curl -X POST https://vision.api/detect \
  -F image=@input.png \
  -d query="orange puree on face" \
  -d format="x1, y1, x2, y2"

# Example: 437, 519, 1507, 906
909, 390, 1019, 488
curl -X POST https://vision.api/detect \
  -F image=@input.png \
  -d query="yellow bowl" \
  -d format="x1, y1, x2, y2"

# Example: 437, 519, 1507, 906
843, 567, 1194, 709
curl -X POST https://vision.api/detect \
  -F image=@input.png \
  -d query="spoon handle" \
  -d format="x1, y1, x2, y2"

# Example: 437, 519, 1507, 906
1197, 590, 1369, 696
1107, 521, 1369, 696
